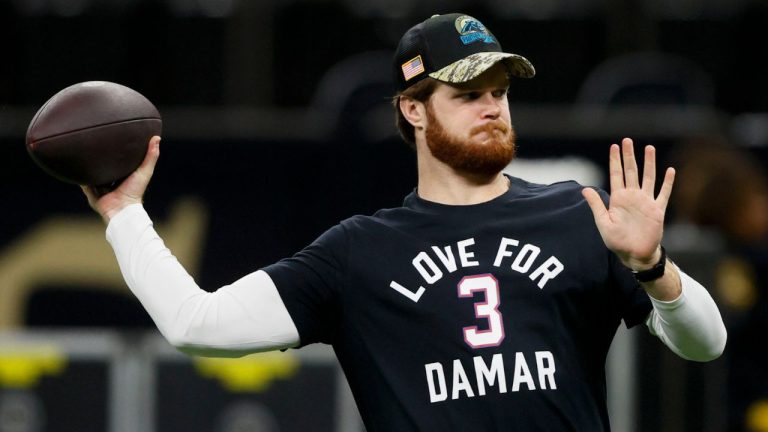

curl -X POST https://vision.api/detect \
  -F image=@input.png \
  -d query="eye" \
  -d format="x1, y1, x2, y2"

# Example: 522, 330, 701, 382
459, 91, 481, 100
492, 88, 508, 98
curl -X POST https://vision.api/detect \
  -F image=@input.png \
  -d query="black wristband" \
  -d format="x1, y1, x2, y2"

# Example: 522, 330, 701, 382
632, 246, 667, 283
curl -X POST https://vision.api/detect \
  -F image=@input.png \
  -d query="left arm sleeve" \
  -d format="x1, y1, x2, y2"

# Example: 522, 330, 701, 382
645, 264, 727, 361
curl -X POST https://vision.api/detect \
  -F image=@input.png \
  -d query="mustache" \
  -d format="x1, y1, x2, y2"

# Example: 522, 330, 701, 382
470, 121, 510, 136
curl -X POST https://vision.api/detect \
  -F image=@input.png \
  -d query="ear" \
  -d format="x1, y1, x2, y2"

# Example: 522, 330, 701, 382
399, 96, 427, 130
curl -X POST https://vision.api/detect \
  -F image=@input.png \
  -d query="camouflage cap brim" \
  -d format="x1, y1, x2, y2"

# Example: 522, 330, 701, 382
428, 52, 536, 83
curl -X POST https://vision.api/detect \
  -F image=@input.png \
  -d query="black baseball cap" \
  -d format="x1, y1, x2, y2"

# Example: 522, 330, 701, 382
393, 13, 535, 91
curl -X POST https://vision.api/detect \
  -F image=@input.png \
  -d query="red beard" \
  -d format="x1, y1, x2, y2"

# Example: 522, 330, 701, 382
425, 104, 516, 179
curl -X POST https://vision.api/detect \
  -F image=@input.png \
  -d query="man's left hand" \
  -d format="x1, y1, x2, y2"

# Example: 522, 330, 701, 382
582, 137, 676, 271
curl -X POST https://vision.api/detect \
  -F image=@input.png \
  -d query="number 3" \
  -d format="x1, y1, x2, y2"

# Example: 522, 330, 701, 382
458, 274, 504, 348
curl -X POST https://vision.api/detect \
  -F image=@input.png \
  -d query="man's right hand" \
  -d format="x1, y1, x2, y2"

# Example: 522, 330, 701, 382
81, 135, 161, 224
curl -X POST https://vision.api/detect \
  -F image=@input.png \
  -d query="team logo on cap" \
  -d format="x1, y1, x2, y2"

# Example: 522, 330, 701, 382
454, 15, 496, 45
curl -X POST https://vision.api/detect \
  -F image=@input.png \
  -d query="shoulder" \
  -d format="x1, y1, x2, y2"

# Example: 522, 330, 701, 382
508, 175, 602, 206
509, 175, 593, 193
337, 206, 415, 232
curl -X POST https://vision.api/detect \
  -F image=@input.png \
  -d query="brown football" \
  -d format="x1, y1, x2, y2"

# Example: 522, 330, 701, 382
26, 81, 162, 187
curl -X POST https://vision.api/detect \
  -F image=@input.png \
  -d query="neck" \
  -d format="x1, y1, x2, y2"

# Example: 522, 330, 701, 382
416, 152, 510, 205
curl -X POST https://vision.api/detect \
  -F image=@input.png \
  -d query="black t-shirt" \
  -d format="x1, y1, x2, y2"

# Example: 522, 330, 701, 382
264, 176, 652, 431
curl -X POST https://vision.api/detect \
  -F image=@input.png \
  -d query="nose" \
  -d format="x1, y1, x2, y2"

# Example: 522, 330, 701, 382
480, 93, 502, 119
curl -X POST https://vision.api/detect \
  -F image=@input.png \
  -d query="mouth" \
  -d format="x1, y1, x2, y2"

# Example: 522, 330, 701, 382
478, 129, 498, 138
472, 124, 507, 140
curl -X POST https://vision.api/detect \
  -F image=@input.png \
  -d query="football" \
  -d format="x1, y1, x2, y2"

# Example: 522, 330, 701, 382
26, 81, 162, 187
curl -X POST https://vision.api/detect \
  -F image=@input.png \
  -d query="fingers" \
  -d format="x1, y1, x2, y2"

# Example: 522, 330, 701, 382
76, 136, 161, 224
606, 138, 674, 206
621, 138, 639, 188
136, 136, 161, 179
115, 135, 160, 201
656, 167, 676, 210
80, 185, 96, 207
608, 143, 623, 192
611, 139, 658, 195
642, 145, 656, 194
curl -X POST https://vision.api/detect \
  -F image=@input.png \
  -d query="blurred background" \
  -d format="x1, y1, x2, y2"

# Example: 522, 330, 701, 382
1, 0, 768, 431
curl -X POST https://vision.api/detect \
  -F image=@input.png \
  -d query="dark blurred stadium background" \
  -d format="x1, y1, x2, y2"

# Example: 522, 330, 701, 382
1, 0, 767, 431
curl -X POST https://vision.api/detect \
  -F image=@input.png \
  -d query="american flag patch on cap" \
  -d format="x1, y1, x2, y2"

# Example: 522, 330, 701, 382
401, 55, 425, 81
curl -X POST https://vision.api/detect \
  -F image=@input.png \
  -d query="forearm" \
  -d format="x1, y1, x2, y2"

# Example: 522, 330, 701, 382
645, 263, 727, 361
639, 253, 682, 301
106, 204, 300, 356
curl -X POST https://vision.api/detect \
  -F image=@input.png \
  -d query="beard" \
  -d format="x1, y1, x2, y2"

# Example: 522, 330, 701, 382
425, 103, 516, 179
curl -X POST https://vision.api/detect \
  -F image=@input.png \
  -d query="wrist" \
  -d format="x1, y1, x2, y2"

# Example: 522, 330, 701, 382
631, 246, 667, 283
626, 246, 663, 271
642, 257, 682, 301
102, 200, 141, 223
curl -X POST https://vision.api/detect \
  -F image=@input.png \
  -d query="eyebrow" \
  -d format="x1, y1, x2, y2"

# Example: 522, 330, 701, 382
450, 81, 510, 92
450, 74, 511, 91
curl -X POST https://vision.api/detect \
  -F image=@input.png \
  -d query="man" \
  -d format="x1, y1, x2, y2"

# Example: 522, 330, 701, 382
83, 13, 726, 431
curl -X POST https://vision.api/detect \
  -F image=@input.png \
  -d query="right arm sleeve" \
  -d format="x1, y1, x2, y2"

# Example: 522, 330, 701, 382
105, 204, 300, 357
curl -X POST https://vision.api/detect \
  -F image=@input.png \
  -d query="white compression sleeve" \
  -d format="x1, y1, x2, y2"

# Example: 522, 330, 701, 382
106, 204, 300, 357
645, 264, 727, 361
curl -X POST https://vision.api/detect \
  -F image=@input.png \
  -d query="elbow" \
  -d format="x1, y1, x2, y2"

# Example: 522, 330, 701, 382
175, 345, 251, 358
155, 292, 215, 352
707, 327, 728, 361
156, 313, 209, 353
168, 333, 283, 358
685, 328, 728, 362
161, 325, 195, 352
163, 328, 241, 358
160, 320, 292, 358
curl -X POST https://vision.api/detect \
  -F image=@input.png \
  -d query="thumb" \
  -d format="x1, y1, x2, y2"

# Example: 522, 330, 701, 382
582, 187, 608, 225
